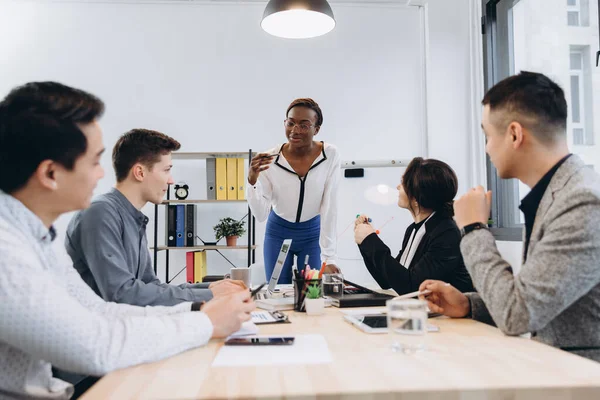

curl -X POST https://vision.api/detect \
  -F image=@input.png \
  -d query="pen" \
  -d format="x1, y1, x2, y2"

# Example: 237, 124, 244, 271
260, 152, 280, 158
250, 283, 267, 299
393, 289, 432, 300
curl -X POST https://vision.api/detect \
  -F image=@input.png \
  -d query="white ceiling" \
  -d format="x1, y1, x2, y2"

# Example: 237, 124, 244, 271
42, 0, 427, 5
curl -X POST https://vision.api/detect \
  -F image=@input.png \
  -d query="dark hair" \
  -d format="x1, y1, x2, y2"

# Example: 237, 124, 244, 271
286, 98, 323, 127
482, 71, 567, 143
112, 129, 181, 182
0, 81, 104, 194
402, 157, 458, 217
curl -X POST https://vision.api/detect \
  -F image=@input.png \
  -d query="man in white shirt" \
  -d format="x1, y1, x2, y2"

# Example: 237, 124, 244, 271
0, 81, 255, 399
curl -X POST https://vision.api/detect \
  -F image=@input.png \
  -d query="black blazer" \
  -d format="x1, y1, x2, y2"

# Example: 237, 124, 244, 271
358, 212, 475, 295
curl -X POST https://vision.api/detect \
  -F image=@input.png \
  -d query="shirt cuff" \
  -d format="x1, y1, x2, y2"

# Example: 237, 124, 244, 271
323, 257, 337, 266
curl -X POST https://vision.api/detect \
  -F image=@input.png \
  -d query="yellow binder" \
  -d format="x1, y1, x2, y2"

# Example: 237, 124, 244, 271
194, 251, 207, 283
226, 158, 238, 200
216, 158, 227, 200
236, 158, 245, 200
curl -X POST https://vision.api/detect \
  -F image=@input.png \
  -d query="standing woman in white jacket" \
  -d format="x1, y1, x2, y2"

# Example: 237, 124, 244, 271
247, 98, 341, 283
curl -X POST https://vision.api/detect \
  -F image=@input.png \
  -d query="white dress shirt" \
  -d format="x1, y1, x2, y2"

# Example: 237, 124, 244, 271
0, 191, 213, 400
247, 142, 341, 265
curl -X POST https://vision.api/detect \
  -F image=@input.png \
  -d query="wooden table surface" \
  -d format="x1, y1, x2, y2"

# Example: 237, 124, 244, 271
82, 307, 600, 399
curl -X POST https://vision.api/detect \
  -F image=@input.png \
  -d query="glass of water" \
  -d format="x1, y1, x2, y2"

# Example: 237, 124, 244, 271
386, 298, 428, 354
322, 273, 344, 297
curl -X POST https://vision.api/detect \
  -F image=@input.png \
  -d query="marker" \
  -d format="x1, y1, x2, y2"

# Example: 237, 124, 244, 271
356, 214, 372, 223
250, 283, 267, 299
393, 289, 432, 300
318, 261, 326, 279
261, 152, 280, 158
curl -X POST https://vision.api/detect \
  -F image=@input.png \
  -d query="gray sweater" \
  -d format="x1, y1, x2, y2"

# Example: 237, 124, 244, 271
65, 189, 213, 306
462, 155, 600, 362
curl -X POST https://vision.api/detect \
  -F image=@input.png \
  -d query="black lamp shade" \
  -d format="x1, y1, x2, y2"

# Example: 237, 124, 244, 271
261, 0, 336, 39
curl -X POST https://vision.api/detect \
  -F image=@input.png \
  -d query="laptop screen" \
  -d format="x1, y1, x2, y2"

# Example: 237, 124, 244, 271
267, 239, 292, 294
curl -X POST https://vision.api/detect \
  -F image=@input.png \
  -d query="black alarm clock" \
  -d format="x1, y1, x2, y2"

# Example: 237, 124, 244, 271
174, 184, 189, 200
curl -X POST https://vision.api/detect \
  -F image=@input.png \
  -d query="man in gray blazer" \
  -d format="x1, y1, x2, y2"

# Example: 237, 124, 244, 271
420, 71, 600, 362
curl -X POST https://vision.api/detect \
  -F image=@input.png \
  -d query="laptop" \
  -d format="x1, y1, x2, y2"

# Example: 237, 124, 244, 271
328, 279, 394, 308
255, 239, 292, 301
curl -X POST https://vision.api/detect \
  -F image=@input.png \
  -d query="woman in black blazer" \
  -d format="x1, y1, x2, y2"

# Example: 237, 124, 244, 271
354, 157, 474, 295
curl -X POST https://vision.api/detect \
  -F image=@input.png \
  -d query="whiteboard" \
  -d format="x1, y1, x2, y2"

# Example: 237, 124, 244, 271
335, 166, 414, 286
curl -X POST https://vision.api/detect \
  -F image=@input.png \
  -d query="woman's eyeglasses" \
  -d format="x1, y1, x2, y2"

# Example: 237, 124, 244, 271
284, 119, 314, 132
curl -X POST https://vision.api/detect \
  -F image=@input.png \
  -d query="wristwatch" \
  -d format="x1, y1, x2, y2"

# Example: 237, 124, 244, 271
460, 222, 489, 238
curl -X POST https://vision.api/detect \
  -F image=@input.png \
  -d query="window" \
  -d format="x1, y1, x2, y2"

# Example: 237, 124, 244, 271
482, 0, 599, 240
567, 0, 581, 26
567, 0, 591, 26
570, 48, 594, 146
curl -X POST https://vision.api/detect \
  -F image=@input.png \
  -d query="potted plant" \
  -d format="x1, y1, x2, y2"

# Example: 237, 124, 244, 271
304, 283, 325, 315
213, 217, 246, 246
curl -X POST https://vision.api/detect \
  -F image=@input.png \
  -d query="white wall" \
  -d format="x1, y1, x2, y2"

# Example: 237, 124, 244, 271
0, 0, 521, 283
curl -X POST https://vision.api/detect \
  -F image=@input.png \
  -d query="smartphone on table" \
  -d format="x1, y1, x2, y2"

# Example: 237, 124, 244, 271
224, 336, 295, 346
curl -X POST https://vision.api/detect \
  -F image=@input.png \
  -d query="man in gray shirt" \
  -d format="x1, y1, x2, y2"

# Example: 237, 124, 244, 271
419, 72, 600, 362
66, 129, 244, 306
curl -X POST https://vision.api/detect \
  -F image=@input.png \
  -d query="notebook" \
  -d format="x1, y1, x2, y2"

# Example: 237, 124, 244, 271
328, 279, 394, 308
255, 297, 295, 311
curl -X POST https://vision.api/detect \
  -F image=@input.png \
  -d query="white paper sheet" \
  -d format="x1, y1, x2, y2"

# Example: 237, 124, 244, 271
251, 311, 279, 323
212, 334, 332, 367
227, 321, 259, 338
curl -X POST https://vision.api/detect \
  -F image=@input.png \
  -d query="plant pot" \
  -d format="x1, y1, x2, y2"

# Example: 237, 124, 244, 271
226, 236, 239, 246
305, 298, 325, 316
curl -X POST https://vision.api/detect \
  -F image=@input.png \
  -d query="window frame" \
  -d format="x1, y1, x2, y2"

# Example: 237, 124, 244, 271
570, 50, 587, 144
482, 0, 523, 241
567, 0, 582, 26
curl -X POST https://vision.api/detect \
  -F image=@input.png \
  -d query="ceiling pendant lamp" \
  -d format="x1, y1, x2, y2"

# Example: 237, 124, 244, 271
261, 0, 336, 39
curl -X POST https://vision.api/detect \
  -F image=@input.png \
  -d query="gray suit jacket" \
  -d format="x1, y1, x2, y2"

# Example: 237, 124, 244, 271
461, 155, 600, 362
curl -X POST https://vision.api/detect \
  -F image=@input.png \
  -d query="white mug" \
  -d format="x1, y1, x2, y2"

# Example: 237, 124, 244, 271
225, 268, 251, 287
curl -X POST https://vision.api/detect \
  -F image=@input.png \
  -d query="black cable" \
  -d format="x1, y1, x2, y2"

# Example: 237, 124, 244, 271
167, 265, 187, 284
194, 235, 237, 268
596, 0, 600, 66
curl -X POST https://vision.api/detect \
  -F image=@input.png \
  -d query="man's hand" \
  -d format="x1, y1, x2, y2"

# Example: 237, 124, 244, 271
209, 280, 247, 297
454, 186, 492, 230
202, 291, 255, 338
354, 223, 376, 245
322, 264, 341, 274
418, 280, 471, 318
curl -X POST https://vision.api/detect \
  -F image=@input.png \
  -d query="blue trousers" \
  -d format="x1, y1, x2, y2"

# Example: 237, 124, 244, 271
264, 211, 321, 284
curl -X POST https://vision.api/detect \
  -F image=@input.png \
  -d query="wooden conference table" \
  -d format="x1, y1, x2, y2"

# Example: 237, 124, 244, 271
82, 307, 600, 399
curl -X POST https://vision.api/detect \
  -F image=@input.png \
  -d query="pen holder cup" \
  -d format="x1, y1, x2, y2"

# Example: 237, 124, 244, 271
293, 278, 323, 313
